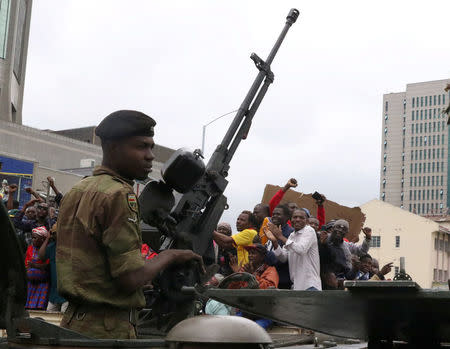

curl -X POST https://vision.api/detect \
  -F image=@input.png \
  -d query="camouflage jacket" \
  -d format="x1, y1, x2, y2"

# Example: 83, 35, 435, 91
56, 166, 145, 309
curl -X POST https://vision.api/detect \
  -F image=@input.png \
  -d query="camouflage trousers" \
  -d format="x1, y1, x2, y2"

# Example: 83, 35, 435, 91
61, 302, 137, 339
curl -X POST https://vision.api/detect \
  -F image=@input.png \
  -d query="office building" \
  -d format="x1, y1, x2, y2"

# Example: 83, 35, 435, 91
380, 78, 450, 215
0, 0, 32, 124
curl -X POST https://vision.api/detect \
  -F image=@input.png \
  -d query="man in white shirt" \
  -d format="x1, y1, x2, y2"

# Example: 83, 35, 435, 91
264, 208, 321, 290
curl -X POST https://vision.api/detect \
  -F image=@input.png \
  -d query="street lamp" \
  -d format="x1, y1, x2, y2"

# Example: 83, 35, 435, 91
201, 109, 238, 155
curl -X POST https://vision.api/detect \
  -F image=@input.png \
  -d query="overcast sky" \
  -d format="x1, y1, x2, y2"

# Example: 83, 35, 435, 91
22, 1, 450, 230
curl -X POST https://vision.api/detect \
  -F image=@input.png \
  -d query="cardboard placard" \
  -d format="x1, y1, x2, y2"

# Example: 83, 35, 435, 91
261, 185, 366, 242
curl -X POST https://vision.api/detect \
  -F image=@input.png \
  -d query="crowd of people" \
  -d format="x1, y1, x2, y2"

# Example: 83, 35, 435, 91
208, 178, 394, 326
205, 178, 392, 328
3, 175, 392, 322
3, 177, 67, 312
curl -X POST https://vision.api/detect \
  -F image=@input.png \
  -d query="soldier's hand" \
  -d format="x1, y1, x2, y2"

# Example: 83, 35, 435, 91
167, 249, 206, 274
47, 176, 55, 185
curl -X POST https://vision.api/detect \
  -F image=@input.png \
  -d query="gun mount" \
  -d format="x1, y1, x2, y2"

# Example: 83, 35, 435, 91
137, 9, 299, 334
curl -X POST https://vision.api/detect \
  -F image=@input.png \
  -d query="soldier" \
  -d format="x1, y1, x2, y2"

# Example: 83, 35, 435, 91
56, 110, 204, 339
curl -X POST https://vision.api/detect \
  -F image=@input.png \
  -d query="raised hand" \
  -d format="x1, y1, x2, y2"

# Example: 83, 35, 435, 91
8, 184, 18, 193
362, 227, 372, 239
229, 254, 241, 273
283, 178, 298, 192
267, 221, 283, 240
380, 262, 393, 276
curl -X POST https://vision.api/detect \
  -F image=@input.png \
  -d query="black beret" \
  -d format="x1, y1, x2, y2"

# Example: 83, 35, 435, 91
95, 110, 156, 140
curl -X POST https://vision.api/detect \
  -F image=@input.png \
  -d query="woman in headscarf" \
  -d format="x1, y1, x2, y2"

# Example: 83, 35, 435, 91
25, 226, 50, 309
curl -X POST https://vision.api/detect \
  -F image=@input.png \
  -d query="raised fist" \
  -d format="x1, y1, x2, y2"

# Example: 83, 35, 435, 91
8, 184, 18, 193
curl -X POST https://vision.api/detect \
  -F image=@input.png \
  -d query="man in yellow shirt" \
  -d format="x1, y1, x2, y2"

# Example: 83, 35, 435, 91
213, 210, 258, 266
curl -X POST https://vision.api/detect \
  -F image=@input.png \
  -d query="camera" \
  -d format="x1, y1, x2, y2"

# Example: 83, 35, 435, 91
312, 191, 323, 201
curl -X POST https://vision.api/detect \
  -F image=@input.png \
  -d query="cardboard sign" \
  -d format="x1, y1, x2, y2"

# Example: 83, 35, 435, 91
261, 185, 366, 242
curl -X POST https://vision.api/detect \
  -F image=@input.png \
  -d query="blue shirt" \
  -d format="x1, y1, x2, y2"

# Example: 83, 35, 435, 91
45, 241, 66, 304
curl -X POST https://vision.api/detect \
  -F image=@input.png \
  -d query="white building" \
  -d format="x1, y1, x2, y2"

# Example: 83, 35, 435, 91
361, 199, 449, 289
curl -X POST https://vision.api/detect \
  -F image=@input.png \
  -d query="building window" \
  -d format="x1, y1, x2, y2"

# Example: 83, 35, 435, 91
383, 166, 386, 174
409, 190, 412, 200
384, 127, 388, 134
434, 95, 437, 105
381, 192, 385, 201
421, 96, 423, 107
395, 236, 400, 248
0, 0, 10, 59
439, 95, 441, 105
370, 236, 381, 248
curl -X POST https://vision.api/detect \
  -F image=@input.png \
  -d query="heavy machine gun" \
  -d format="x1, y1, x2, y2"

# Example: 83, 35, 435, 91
138, 8, 299, 333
